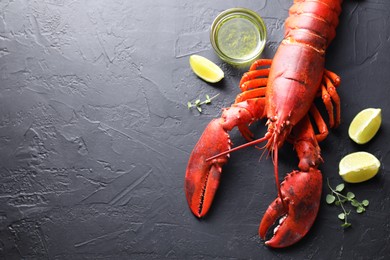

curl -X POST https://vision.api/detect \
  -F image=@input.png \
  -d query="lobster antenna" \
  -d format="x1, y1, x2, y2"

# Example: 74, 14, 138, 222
273, 143, 283, 203
271, 134, 287, 210
205, 135, 269, 162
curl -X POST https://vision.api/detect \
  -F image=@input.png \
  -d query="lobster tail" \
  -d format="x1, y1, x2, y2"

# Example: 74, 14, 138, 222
287, 0, 343, 50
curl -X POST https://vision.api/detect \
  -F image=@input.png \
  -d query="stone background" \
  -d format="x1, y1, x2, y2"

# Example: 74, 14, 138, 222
0, 0, 389, 259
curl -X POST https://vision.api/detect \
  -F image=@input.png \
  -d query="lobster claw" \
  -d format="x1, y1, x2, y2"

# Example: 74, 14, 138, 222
259, 168, 322, 248
185, 119, 231, 218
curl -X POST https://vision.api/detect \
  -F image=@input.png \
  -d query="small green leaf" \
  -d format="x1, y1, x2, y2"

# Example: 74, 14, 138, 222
336, 183, 345, 192
341, 222, 352, 228
326, 179, 370, 228
188, 93, 219, 113
351, 200, 359, 207
347, 192, 355, 200
326, 194, 336, 204
356, 207, 365, 213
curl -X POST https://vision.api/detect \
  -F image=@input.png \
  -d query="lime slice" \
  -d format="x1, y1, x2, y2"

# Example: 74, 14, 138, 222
339, 151, 380, 183
189, 55, 224, 83
348, 108, 381, 144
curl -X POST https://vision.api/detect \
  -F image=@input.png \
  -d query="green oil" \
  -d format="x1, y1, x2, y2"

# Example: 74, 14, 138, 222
216, 16, 264, 60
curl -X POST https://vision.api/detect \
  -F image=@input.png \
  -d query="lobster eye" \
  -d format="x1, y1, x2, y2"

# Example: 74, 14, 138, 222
269, 116, 277, 122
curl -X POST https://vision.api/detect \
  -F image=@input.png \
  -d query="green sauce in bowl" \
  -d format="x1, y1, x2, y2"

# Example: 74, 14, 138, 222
210, 8, 267, 65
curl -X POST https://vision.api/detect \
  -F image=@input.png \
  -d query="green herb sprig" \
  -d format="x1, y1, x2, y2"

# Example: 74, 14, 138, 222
326, 178, 369, 228
187, 94, 219, 113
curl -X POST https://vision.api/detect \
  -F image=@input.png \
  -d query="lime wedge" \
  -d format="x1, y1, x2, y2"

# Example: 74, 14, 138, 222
339, 151, 380, 183
348, 108, 381, 144
189, 55, 224, 83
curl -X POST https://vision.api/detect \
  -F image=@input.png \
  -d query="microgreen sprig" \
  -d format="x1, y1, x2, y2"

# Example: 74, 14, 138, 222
187, 94, 219, 113
326, 178, 369, 228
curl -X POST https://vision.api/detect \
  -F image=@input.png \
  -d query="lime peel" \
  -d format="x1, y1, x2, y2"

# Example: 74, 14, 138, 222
339, 151, 380, 183
348, 108, 381, 144
189, 55, 224, 83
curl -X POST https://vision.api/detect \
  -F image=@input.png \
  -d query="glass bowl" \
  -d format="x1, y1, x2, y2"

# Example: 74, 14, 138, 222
210, 8, 267, 66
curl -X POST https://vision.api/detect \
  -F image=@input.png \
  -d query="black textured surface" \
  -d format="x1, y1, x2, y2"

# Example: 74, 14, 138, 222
0, 0, 389, 259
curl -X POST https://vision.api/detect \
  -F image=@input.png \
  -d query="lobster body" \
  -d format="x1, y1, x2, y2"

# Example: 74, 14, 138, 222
265, 0, 342, 148
185, 0, 343, 248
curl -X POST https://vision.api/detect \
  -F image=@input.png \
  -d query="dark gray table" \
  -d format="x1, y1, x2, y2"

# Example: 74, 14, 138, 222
0, 0, 389, 259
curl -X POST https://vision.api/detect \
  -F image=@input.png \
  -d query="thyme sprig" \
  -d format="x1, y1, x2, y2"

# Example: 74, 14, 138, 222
187, 94, 219, 113
326, 178, 369, 228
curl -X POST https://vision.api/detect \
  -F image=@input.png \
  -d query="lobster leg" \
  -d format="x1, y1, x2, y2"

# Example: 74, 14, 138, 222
322, 70, 341, 128
259, 115, 323, 248
309, 105, 328, 143
185, 98, 266, 217
239, 59, 272, 92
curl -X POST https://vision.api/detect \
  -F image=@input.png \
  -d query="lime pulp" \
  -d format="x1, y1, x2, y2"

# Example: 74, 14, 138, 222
348, 108, 381, 144
339, 151, 380, 183
189, 55, 224, 83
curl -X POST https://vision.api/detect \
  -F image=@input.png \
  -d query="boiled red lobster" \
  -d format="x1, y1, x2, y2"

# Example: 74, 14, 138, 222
185, 0, 343, 248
